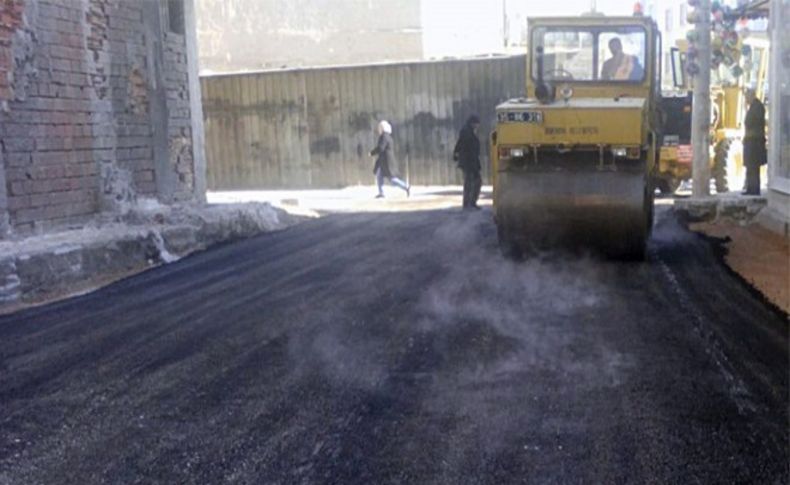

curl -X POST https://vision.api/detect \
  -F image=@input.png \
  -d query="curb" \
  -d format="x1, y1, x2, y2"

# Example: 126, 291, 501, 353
0, 202, 307, 313
673, 195, 767, 224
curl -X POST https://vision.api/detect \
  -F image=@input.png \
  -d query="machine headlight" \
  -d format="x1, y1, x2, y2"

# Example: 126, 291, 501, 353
559, 84, 574, 102
510, 148, 525, 158
611, 147, 627, 158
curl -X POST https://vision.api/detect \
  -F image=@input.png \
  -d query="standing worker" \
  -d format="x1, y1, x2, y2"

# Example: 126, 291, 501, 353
743, 88, 767, 195
370, 120, 410, 198
453, 115, 482, 210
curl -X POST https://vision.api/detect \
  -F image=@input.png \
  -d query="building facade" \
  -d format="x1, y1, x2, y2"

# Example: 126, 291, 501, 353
196, 0, 507, 74
0, 0, 206, 236
767, 0, 790, 229
644, 0, 692, 87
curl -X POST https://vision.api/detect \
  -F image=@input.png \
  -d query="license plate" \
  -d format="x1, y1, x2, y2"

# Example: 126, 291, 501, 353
498, 111, 543, 124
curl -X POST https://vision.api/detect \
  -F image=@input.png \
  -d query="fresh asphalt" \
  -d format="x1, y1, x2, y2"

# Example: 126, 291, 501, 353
0, 206, 787, 484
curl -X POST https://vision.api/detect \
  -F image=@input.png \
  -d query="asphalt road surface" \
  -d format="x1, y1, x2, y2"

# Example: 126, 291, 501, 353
0, 206, 787, 484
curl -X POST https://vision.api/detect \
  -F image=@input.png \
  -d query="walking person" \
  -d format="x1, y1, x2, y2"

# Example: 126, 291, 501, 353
370, 120, 410, 198
453, 115, 482, 209
743, 88, 767, 195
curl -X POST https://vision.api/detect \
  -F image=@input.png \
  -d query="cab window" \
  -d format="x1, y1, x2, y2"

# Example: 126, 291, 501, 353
598, 31, 646, 81
532, 26, 647, 83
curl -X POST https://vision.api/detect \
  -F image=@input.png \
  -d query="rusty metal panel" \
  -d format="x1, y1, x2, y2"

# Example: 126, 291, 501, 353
202, 55, 526, 189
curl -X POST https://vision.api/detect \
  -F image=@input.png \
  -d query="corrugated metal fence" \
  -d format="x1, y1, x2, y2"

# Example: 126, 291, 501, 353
201, 55, 526, 189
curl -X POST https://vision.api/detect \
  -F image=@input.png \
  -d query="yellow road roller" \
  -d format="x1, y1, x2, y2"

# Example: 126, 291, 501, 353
492, 16, 661, 259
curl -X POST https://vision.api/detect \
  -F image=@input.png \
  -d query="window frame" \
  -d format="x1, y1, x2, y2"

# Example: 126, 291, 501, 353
530, 25, 649, 84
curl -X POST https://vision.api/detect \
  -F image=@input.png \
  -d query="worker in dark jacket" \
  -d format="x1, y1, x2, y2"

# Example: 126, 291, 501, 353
454, 115, 482, 209
371, 120, 410, 198
743, 88, 766, 195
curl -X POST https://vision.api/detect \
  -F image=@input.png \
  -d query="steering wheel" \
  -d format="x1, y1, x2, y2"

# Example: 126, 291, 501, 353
544, 68, 575, 81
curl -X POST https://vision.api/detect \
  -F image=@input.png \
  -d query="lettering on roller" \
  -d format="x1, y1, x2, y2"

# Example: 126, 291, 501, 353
544, 127, 599, 135
570, 127, 599, 135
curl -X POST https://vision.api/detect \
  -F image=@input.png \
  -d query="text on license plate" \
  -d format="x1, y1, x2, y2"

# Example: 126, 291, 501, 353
498, 111, 543, 124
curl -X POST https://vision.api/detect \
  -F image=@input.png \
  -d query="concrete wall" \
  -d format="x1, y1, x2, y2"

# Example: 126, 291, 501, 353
767, 0, 790, 233
196, 0, 424, 74
0, 0, 205, 236
201, 55, 526, 189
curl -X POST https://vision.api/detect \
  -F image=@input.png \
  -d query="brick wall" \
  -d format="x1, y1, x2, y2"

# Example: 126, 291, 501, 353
0, 0, 199, 235
0, 0, 25, 103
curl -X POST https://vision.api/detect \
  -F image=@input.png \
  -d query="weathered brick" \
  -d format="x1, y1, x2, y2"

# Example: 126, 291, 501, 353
2, 0, 198, 232
10, 181, 31, 196
136, 181, 156, 194
29, 193, 52, 208
133, 170, 154, 183
4, 138, 35, 152
5, 153, 32, 167
8, 195, 31, 211
33, 150, 72, 165
14, 207, 46, 224
5, 168, 29, 181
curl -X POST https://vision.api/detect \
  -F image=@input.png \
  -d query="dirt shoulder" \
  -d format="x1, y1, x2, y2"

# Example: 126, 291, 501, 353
690, 221, 789, 315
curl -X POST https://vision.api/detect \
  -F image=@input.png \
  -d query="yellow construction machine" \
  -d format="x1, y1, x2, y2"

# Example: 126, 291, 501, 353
655, 36, 769, 194
491, 16, 661, 259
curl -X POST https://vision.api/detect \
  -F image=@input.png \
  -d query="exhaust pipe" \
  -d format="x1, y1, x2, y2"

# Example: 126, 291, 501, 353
534, 45, 555, 104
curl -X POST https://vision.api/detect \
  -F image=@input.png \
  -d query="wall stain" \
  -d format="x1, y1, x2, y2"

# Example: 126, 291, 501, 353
348, 112, 373, 132
410, 111, 453, 130
310, 136, 340, 157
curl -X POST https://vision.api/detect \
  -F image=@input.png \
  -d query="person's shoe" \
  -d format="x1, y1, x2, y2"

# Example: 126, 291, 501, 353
375, 194, 384, 199
471, 204, 481, 210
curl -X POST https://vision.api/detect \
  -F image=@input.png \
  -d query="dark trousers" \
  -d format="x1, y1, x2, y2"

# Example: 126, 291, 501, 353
743, 137, 765, 195
745, 165, 760, 195
462, 169, 481, 208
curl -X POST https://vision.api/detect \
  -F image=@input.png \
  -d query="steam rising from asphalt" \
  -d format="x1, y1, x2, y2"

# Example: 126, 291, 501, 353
286, 210, 629, 396
280, 209, 636, 468
423, 212, 604, 338
290, 207, 635, 466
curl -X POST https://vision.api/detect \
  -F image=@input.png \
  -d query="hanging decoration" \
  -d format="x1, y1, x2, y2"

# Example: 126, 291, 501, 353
685, 0, 746, 79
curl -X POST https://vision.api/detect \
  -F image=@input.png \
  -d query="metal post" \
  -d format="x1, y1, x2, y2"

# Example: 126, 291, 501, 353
691, 0, 711, 197
183, 0, 207, 202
